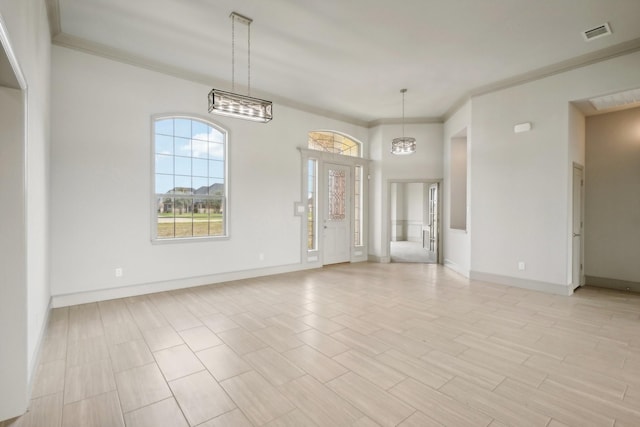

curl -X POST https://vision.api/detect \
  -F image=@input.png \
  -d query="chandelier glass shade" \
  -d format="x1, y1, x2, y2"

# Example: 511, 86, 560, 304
208, 12, 273, 123
391, 89, 416, 155
391, 136, 416, 155
208, 89, 273, 123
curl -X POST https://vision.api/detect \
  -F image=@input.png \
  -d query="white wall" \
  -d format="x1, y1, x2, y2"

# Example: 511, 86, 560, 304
468, 50, 640, 294
50, 46, 368, 303
405, 182, 424, 242
443, 101, 471, 276
0, 0, 51, 418
368, 122, 443, 260
584, 107, 640, 284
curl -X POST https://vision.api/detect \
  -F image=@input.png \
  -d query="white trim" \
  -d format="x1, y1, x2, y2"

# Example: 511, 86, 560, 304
150, 114, 229, 242
52, 263, 320, 308
369, 254, 391, 263
386, 179, 443, 264
27, 300, 51, 390
470, 271, 573, 296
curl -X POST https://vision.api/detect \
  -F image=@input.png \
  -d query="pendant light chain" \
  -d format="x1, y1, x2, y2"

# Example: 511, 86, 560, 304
248, 22, 251, 96
231, 16, 235, 92
402, 89, 405, 137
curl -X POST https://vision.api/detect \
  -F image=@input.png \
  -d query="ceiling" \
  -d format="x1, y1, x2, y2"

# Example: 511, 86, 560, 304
48, 0, 640, 124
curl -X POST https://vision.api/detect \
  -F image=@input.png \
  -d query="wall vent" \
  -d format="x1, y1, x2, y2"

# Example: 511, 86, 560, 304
582, 22, 612, 41
589, 88, 640, 111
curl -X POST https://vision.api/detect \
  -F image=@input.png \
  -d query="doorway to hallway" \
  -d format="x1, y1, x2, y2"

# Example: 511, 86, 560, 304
389, 181, 440, 264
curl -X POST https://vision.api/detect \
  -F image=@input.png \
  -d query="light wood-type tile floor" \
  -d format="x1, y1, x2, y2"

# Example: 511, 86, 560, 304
3, 262, 640, 426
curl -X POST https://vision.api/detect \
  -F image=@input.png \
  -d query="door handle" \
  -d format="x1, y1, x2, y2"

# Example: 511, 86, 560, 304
573, 233, 581, 237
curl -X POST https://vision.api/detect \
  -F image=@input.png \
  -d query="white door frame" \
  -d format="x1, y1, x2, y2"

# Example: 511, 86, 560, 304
0, 13, 30, 421
571, 163, 585, 289
298, 148, 370, 266
386, 179, 443, 264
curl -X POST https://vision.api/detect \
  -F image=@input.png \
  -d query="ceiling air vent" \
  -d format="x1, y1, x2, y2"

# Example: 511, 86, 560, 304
582, 22, 612, 41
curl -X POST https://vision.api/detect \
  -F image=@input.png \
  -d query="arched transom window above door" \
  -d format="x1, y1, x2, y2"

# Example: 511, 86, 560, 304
308, 131, 361, 157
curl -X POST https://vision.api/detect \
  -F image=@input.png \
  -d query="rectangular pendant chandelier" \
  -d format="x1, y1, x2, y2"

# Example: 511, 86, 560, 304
209, 12, 273, 123
208, 89, 273, 123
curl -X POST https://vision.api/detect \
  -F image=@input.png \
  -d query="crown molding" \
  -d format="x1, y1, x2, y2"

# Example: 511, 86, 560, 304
45, 0, 61, 38
444, 37, 640, 121
52, 32, 372, 128
367, 117, 443, 127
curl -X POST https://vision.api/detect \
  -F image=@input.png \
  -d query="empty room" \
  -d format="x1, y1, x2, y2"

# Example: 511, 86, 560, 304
1, 0, 640, 426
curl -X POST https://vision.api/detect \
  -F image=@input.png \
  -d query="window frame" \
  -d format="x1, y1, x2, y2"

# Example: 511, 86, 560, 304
151, 114, 230, 243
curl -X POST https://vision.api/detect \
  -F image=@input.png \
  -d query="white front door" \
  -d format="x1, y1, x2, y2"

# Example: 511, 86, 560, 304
572, 165, 584, 289
323, 163, 351, 265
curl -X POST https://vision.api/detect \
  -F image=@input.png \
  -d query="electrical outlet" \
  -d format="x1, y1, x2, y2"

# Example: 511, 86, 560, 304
518, 262, 525, 271
115, 267, 123, 278
259, 253, 264, 261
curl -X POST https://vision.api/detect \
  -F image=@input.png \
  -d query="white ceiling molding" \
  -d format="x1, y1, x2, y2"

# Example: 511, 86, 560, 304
45, 0, 61, 38
445, 37, 640, 121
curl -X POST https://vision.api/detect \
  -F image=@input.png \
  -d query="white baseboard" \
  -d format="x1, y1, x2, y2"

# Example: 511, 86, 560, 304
368, 254, 391, 263
27, 298, 52, 400
470, 271, 573, 296
51, 263, 320, 308
585, 276, 640, 293
444, 259, 470, 278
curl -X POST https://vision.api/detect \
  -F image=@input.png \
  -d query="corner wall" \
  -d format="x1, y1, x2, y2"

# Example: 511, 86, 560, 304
443, 101, 471, 277
467, 50, 640, 294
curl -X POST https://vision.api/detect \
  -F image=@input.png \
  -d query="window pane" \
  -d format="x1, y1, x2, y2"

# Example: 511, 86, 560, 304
175, 156, 191, 176
192, 121, 209, 141
191, 139, 209, 158
208, 179, 224, 195
174, 175, 192, 191
193, 158, 208, 177
308, 131, 360, 157
155, 174, 174, 194
155, 154, 173, 175
175, 119, 191, 139
155, 119, 173, 136
208, 142, 224, 160
307, 159, 317, 250
174, 137, 191, 157
328, 169, 346, 220
153, 117, 227, 240
209, 128, 224, 143
209, 160, 224, 178
155, 135, 173, 154
157, 196, 175, 239
174, 198, 194, 237
208, 198, 225, 236
192, 177, 208, 193
354, 165, 363, 246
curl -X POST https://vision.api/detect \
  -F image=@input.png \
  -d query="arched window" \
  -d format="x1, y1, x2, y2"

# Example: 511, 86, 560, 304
308, 131, 360, 157
153, 116, 227, 240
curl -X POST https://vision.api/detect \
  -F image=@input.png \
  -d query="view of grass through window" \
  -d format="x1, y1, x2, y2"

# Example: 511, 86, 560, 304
154, 117, 227, 239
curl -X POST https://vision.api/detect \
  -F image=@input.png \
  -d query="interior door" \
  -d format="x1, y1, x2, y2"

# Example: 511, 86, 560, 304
427, 183, 439, 260
572, 166, 584, 289
323, 163, 351, 265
